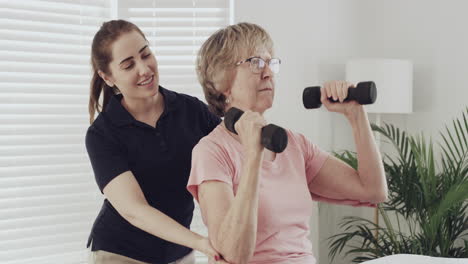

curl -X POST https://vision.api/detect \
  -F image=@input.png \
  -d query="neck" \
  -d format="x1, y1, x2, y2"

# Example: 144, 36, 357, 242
122, 93, 163, 120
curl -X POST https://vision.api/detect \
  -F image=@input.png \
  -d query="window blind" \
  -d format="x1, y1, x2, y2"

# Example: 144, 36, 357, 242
0, 0, 231, 263
0, 1, 109, 263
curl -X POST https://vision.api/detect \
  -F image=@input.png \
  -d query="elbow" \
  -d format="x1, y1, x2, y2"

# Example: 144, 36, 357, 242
122, 210, 138, 224
376, 180, 389, 203
379, 189, 389, 203
212, 235, 255, 264
360, 170, 388, 204
359, 181, 388, 204
121, 211, 140, 227
119, 204, 148, 228
370, 188, 388, 204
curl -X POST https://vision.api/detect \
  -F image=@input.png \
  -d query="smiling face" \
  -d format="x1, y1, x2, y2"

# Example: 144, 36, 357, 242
226, 47, 276, 114
99, 30, 159, 100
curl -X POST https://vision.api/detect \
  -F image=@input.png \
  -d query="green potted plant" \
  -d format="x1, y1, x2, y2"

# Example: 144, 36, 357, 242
328, 108, 468, 263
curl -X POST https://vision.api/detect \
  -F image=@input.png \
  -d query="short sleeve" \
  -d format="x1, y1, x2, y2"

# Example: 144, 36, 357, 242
187, 138, 233, 202
85, 126, 130, 193
295, 133, 329, 185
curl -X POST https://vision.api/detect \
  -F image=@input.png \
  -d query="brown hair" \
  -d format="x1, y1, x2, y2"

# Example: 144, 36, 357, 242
88, 19, 147, 124
196, 22, 274, 117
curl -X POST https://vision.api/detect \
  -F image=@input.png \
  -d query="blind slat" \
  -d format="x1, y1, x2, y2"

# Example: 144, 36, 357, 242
0, 0, 107, 13
0, 182, 95, 198
0, 115, 88, 125
1, 223, 92, 242
0, 84, 89, 95
1, 194, 98, 211
0, 164, 90, 178
0, 154, 89, 167
0, 106, 87, 115
0, 173, 92, 188
1, 242, 89, 263
1, 50, 90, 65
0, 9, 107, 25
0, 145, 86, 158
0, 232, 90, 252
0, 135, 86, 145
0, 62, 90, 75
0, 40, 90, 54
0, 18, 103, 35
0, 72, 89, 84
0, 29, 94, 44
0, 94, 88, 105
0, 203, 98, 221
0, 212, 99, 231
0, 124, 87, 135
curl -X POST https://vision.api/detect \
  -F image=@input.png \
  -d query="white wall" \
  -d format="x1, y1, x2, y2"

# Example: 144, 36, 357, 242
371, 0, 468, 135
236, 1, 468, 264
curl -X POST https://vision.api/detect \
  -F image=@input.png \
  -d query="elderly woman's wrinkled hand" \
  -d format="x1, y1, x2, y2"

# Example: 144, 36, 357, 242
320, 80, 362, 115
233, 110, 266, 154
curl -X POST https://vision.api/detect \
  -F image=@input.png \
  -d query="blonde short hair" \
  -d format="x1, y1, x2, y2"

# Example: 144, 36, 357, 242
196, 22, 274, 117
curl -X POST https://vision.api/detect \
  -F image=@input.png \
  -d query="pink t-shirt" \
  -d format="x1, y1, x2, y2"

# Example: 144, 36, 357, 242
187, 125, 370, 264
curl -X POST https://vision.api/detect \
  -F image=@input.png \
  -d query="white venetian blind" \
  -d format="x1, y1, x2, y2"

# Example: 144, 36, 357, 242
1, 0, 231, 263
0, 0, 109, 263
119, 1, 231, 263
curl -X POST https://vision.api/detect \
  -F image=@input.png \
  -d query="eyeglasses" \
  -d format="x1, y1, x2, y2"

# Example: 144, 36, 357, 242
235, 57, 281, 74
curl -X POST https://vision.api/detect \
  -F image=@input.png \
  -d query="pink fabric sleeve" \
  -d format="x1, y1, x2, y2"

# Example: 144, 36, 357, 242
299, 133, 376, 208
187, 139, 234, 202
297, 133, 329, 185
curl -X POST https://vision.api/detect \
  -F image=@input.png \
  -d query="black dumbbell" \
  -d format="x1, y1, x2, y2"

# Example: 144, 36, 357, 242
224, 107, 288, 153
303, 81, 377, 109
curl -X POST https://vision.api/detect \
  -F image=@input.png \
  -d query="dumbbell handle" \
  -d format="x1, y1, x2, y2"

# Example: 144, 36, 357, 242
224, 107, 288, 153
303, 81, 377, 109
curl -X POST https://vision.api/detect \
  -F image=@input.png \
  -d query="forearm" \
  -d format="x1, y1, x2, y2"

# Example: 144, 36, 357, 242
347, 106, 388, 202
124, 204, 203, 251
214, 153, 262, 263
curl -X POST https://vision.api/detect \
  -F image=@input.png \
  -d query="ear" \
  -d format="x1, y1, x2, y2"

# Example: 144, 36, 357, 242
98, 70, 115, 87
222, 89, 232, 103
222, 68, 238, 100
221, 81, 232, 99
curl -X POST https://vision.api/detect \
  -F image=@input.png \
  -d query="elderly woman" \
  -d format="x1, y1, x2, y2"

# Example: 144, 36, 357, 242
187, 22, 388, 264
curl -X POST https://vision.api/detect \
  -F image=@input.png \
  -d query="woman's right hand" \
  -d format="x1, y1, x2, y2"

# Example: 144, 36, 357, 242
195, 236, 230, 263
233, 110, 266, 155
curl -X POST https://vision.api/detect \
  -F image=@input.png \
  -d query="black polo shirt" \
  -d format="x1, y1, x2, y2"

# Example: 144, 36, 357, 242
85, 86, 220, 263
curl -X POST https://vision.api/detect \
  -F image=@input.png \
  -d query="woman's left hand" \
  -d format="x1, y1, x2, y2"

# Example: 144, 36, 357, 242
320, 80, 362, 116
195, 236, 230, 263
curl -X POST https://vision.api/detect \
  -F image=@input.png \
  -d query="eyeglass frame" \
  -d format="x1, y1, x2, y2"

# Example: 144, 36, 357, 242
235, 56, 281, 74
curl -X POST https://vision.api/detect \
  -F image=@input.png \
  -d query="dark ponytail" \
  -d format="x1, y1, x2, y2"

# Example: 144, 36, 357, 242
88, 72, 114, 124
89, 19, 147, 124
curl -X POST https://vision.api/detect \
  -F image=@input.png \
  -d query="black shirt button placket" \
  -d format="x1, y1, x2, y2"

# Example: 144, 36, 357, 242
155, 129, 167, 152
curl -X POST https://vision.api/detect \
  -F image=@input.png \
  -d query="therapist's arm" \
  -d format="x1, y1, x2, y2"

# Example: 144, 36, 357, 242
103, 171, 223, 262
